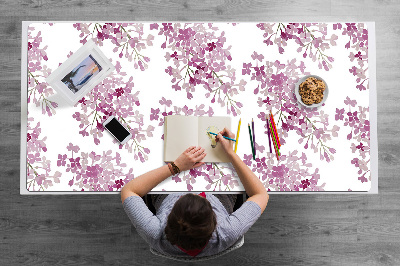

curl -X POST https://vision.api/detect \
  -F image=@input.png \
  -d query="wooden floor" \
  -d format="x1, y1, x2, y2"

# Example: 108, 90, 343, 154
1, 0, 399, 265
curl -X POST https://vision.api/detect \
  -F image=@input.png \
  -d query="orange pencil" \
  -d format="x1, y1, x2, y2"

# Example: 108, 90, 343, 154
270, 111, 281, 148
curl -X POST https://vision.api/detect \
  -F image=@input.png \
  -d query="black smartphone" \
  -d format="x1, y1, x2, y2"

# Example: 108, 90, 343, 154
103, 116, 132, 144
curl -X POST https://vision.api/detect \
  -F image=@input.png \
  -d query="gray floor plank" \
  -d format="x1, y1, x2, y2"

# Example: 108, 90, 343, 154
1, 0, 400, 265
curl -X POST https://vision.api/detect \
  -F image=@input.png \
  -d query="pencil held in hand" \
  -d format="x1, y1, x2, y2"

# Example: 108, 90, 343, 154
208, 132, 236, 142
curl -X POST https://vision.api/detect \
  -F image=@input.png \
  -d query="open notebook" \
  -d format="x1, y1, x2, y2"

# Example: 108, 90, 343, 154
164, 115, 232, 163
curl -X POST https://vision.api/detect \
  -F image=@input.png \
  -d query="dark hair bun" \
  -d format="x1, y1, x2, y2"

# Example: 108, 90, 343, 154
165, 194, 217, 250
177, 219, 189, 232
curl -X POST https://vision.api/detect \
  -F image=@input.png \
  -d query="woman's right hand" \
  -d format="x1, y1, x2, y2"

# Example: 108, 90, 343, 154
215, 127, 235, 156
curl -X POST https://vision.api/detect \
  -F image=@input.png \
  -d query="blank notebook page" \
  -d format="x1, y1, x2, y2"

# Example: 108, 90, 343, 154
164, 116, 198, 162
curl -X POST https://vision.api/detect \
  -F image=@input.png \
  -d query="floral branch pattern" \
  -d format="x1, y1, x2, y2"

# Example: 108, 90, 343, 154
256, 23, 337, 71
73, 23, 154, 70
151, 23, 246, 116
334, 23, 369, 91
25, 22, 371, 192
243, 54, 340, 162
335, 97, 370, 183
169, 162, 239, 191
243, 148, 325, 191
57, 143, 134, 191
27, 117, 61, 191
27, 27, 58, 116
150, 96, 214, 139
72, 61, 154, 162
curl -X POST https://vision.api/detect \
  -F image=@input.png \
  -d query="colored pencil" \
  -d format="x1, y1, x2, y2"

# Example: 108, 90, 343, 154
269, 113, 280, 148
234, 118, 241, 153
269, 115, 280, 149
269, 121, 280, 160
207, 132, 236, 142
252, 118, 256, 156
266, 118, 272, 153
269, 111, 281, 148
248, 123, 255, 160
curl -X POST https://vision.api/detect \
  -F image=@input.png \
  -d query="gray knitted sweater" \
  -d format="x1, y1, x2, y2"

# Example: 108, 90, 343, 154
123, 192, 261, 258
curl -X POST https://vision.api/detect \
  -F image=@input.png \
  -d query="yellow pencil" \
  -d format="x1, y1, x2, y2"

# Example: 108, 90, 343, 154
234, 118, 241, 153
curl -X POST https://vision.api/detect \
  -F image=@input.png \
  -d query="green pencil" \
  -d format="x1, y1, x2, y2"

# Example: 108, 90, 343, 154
248, 123, 255, 160
269, 121, 281, 158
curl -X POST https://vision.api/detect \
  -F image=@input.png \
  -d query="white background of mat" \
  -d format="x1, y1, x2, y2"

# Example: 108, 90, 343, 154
20, 22, 377, 194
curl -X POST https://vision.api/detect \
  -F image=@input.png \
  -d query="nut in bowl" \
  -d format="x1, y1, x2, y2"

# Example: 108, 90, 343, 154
294, 75, 329, 108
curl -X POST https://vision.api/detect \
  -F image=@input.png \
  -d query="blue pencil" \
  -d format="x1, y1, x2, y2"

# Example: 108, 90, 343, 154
207, 132, 236, 142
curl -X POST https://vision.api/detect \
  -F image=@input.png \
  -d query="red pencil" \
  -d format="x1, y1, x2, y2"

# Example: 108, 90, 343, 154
269, 120, 280, 160
269, 111, 281, 148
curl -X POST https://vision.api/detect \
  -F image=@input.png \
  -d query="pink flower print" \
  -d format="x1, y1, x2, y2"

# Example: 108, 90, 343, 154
347, 111, 359, 124
114, 87, 124, 98
69, 157, 81, 169
270, 73, 287, 86
333, 23, 342, 30
170, 51, 178, 60
72, 112, 81, 121
162, 23, 173, 32
150, 23, 158, 30
85, 165, 102, 178
162, 110, 173, 117
344, 96, 357, 107
351, 158, 359, 167
363, 120, 370, 132
356, 142, 365, 151
66, 143, 80, 153
271, 165, 289, 180
354, 51, 363, 59
251, 51, 264, 62
96, 122, 104, 131
262, 97, 271, 105
300, 179, 311, 189
114, 179, 124, 189
207, 42, 217, 52
242, 63, 252, 75
349, 66, 357, 76
356, 83, 367, 91
28, 152, 40, 164
78, 97, 87, 105
57, 154, 67, 167
335, 108, 345, 121
243, 154, 252, 166
159, 97, 172, 107
345, 23, 357, 33
79, 130, 89, 137
254, 65, 265, 77
189, 168, 203, 178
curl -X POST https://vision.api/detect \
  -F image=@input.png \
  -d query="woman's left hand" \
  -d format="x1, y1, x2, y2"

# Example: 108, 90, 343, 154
173, 146, 207, 172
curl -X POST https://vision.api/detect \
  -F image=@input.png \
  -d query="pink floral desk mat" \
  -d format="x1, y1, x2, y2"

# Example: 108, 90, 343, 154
21, 22, 377, 193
